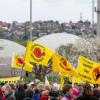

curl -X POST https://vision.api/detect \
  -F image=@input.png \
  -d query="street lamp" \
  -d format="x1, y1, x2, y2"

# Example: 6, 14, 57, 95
92, 0, 94, 34
30, 0, 32, 40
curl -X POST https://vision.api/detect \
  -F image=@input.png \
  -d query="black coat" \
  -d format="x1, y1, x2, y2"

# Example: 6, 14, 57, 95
5, 92, 16, 100
76, 95, 99, 100
23, 97, 32, 100
15, 91, 25, 100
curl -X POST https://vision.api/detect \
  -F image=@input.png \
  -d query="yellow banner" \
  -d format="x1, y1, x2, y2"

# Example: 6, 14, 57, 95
52, 53, 77, 77
73, 73, 82, 83
25, 41, 54, 67
12, 53, 33, 72
76, 56, 100, 84
0, 76, 20, 82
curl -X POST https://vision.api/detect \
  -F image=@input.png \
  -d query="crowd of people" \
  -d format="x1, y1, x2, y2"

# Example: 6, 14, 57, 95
0, 80, 100, 100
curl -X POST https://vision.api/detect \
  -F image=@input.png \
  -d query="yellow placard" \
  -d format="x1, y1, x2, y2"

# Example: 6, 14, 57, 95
76, 56, 100, 84
0, 76, 20, 82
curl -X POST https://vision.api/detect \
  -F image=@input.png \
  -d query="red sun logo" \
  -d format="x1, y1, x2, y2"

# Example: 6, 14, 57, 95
17, 58, 24, 65
93, 66, 100, 81
33, 47, 45, 58
60, 58, 71, 71
61, 58, 67, 66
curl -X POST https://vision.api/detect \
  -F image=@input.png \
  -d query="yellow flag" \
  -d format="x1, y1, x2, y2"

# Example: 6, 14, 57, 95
76, 56, 100, 84
24, 61, 33, 72
52, 53, 77, 76
24, 41, 54, 67
12, 53, 33, 72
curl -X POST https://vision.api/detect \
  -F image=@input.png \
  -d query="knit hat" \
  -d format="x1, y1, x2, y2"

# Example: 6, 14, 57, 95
37, 83, 44, 88
72, 88, 79, 96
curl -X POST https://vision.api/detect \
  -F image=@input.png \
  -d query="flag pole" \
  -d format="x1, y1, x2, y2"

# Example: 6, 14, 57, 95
72, 76, 74, 88
20, 64, 24, 80
20, 0, 32, 81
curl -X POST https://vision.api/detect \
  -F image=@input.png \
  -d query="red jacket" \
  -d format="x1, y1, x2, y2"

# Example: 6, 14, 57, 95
39, 96, 49, 100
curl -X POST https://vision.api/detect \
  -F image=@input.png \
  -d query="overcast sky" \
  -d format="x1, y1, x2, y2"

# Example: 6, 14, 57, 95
0, 0, 97, 23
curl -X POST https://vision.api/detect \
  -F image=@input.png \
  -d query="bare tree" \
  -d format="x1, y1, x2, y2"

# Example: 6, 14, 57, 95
32, 62, 52, 81
57, 37, 100, 68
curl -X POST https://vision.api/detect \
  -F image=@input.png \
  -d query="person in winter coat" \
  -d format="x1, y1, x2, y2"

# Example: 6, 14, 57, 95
0, 88, 5, 100
15, 84, 25, 100
39, 90, 49, 100
32, 88, 41, 100
2, 84, 16, 100
61, 84, 74, 100
23, 89, 33, 100
76, 83, 98, 100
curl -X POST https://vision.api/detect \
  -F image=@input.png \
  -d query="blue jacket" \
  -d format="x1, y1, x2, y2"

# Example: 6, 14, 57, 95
33, 93, 40, 100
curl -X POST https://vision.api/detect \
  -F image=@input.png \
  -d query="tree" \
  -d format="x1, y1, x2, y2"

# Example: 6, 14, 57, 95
32, 61, 52, 81
57, 44, 79, 68
57, 37, 100, 68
